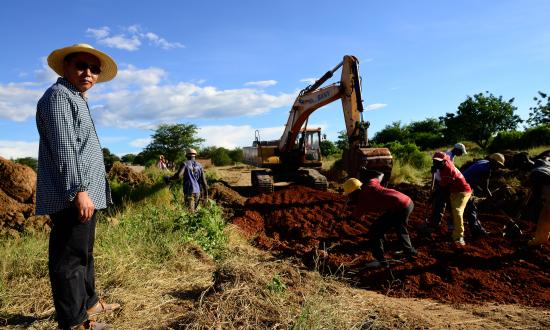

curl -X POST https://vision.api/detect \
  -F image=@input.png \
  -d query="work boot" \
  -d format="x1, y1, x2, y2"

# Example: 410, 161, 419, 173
87, 300, 120, 318
71, 320, 109, 330
453, 237, 466, 247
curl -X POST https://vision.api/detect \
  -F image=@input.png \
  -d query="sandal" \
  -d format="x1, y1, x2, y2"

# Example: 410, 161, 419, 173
87, 300, 120, 317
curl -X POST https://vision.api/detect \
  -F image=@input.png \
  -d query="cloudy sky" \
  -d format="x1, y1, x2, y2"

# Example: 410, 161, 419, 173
1, 0, 550, 159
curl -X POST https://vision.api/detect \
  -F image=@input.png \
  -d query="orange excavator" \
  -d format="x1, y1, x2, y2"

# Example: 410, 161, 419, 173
243, 55, 393, 193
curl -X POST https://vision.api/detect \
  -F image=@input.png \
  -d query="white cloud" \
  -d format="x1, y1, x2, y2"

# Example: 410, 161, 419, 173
34, 57, 59, 83
300, 78, 317, 85
0, 140, 39, 159
86, 27, 110, 39
99, 35, 141, 51
144, 32, 184, 50
86, 25, 183, 51
244, 80, 277, 88
112, 65, 166, 87
0, 83, 43, 122
366, 103, 388, 111
94, 81, 295, 129
130, 137, 152, 148
198, 125, 284, 149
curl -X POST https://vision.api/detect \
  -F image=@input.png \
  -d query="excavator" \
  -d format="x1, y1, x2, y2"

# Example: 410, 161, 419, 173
243, 55, 393, 194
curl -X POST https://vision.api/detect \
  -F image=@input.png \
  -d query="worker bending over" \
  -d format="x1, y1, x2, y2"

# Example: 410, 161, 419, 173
528, 156, 550, 246
431, 151, 472, 246
462, 153, 505, 238
344, 170, 416, 268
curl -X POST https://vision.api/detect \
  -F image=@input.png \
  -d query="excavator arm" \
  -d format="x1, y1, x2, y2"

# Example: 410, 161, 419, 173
278, 55, 392, 180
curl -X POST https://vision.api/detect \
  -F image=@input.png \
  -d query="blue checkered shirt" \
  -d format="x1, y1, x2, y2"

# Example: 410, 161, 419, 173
35, 78, 112, 215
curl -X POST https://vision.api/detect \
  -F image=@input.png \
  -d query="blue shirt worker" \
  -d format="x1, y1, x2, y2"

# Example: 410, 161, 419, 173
462, 153, 505, 238
165, 148, 209, 212
36, 44, 119, 330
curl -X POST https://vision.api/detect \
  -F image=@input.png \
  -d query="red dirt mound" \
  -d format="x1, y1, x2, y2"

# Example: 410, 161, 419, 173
0, 157, 50, 237
108, 162, 152, 187
231, 185, 550, 307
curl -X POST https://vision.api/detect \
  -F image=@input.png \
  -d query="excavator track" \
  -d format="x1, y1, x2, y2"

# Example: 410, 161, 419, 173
297, 168, 328, 191
251, 170, 274, 194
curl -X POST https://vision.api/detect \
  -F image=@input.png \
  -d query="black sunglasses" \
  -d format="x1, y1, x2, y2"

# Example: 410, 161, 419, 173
74, 61, 102, 75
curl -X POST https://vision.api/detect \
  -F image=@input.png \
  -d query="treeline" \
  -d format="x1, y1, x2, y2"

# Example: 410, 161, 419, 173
12, 90, 550, 171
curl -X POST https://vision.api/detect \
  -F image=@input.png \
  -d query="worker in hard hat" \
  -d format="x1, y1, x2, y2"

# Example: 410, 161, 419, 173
431, 151, 472, 246
429, 143, 468, 229
461, 153, 506, 238
164, 148, 208, 212
344, 170, 416, 268
527, 155, 550, 246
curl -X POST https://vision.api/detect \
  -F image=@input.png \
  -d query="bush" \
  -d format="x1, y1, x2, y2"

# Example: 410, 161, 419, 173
521, 125, 550, 149
489, 131, 523, 152
211, 148, 233, 166
385, 142, 430, 169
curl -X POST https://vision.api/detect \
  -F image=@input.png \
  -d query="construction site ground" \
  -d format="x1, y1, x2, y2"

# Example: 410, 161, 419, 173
211, 164, 550, 325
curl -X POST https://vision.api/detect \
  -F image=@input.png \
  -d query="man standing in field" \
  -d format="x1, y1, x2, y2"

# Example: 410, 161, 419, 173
165, 148, 209, 212
36, 44, 119, 330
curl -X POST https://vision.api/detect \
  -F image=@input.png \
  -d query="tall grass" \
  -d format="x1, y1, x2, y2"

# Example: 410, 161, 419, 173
0, 174, 227, 327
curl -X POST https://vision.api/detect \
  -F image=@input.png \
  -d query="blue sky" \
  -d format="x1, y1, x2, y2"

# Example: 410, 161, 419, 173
1, 0, 549, 159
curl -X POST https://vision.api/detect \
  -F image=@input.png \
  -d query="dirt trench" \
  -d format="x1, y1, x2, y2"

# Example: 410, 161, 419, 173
226, 184, 550, 308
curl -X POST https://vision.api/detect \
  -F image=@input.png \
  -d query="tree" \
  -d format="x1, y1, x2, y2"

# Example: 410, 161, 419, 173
372, 121, 408, 145
407, 118, 446, 149
320, 139, 338, 156
121, 153, 136, 164
210, 147, 232, 166
335, 130, 349, 151
441, 92, 522, 149
527, 91, 550, 127
102, 148, 120, 172
144, 123, 205, 165
228, 148, 244, 163
14, 157, 37, 171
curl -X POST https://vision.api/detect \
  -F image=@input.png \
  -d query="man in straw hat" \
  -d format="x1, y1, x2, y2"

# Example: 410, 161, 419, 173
36, 44, 119, 330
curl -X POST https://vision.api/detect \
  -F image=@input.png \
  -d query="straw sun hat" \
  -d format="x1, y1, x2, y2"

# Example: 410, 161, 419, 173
47, 43, 117, 82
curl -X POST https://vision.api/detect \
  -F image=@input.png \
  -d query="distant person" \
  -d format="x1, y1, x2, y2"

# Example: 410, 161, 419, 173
156, 155, 168, 171
36, 44, 119, 330
462, 153, 505, 238
344, 170, 416, 268
431, 151, 472, 246
527, 156, 550, 246
165, 148, 209, 212
430, 143, 467, 229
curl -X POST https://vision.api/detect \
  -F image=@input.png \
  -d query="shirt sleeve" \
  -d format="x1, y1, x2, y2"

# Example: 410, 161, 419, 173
38, 91, 87, 202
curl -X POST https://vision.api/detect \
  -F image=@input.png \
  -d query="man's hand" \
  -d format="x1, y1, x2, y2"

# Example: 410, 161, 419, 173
75, 191, 95, 223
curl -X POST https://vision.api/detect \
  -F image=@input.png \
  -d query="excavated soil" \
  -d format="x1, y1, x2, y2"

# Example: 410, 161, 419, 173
231, 184, 550, 308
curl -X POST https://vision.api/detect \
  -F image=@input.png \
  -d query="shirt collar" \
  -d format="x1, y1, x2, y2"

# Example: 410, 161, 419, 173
56, 77, 87, 99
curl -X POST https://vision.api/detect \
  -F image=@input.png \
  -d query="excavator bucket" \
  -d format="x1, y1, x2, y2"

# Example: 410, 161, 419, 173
344, 147, 393, 182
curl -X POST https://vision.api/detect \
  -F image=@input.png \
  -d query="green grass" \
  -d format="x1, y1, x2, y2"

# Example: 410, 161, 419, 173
0, 174, 228, 318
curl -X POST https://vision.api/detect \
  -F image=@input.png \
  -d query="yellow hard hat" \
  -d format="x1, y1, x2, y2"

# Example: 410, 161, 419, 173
186, 148, 197, 156
343, 178, 362, 195
488, 153, 505, 167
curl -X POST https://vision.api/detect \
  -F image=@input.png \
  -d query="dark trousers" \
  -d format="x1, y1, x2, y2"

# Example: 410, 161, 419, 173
464, 196, 487, 235
369, 202, 416, 261
49, 207, 98, 328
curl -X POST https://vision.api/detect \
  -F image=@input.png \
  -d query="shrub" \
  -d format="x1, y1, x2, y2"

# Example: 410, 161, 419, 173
521, 125, 550, 149
489, 131, 523, 152
386, 142, 430, 169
